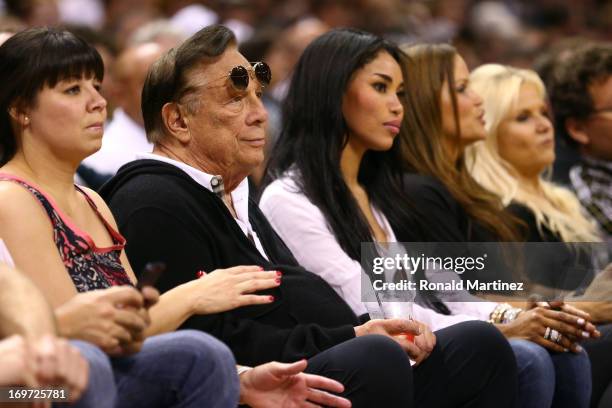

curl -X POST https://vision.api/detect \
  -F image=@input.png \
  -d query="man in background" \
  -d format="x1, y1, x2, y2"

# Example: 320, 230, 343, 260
549, 42, 612, 243
82, 41, 167, 176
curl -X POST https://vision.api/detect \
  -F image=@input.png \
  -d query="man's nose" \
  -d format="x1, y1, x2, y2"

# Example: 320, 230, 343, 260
248, 93, 268, 125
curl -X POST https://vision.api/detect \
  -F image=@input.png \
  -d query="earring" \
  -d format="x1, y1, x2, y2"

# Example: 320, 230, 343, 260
24, 116, 29, 124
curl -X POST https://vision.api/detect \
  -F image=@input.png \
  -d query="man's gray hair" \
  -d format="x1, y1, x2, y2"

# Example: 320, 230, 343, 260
141, 24, 236, 144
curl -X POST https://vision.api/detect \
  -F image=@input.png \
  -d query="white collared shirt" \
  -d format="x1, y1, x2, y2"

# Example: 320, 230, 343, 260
260, 173, 496, 331
135, 153, 269, 260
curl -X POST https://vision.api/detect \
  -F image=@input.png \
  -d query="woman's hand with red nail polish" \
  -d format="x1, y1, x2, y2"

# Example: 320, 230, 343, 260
186, 265, 280, 314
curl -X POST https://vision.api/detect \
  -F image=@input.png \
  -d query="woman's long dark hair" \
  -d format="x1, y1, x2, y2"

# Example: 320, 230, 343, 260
263, 28, 424, 264
0, 27, 104, 165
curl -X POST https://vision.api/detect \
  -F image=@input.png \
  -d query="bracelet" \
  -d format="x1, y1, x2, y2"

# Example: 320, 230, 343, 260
501, 307, 523, 324
489, 303, 511, 324
237, 365, 253, 405
488, 304, 523, 324
237, 365, 252, 376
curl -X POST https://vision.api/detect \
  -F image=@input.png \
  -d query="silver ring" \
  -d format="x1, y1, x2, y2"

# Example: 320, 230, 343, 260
550, 329, 561, 344
544, 327, 552, 340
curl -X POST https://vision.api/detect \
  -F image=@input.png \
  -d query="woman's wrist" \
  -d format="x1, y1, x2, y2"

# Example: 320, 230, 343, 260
237, 365, 254, 404
182, 279, 200, 315
147, 283, 199, 334
53, 305, 75, 339
494, 322, 517, 338
163, 279, 202, 316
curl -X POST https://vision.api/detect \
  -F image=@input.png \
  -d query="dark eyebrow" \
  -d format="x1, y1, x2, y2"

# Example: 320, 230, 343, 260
374, 73, 392, 82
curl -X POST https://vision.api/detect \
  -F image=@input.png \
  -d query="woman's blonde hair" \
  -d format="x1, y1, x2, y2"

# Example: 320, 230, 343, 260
466, 64, 600, 242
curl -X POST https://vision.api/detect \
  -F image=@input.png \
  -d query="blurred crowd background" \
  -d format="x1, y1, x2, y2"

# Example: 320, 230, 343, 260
4, 0, 612, 68
2, 0, 612, 186
3, 0, 612, 112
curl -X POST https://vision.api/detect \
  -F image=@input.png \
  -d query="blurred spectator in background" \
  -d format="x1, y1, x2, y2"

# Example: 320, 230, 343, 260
66, 25, 120, 109
4, 0, 60, 27
240, 17, 328, 187
82, 41, 173, 177
310, 0, 358, 30
534, 37, 589, 185
0, 10, 23, 44
0, 24, 15, 45
128, 18, 188, 48
166, 0, 218, 37
104, 0, 159, 29
218, 0, 256, 42
0, 30, 9, 44
549, 42, 612, 243
104, 0, 162, 49
79, 19, 187, 186
59, 0, 105, 28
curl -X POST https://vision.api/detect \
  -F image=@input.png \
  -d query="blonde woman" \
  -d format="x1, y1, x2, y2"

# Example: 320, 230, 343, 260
467, 65, 605, 296
467, 64, 600, 242
467, 63, 612, 408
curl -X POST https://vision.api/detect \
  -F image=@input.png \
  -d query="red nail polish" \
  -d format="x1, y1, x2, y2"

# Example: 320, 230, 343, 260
275, 278, 281, 284
269, 295, 275, 301
276, 271, 282, 277
196, 270, 206, 278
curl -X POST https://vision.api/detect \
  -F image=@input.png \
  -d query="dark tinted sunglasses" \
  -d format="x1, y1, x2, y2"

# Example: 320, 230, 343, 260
228, 62, 271, 91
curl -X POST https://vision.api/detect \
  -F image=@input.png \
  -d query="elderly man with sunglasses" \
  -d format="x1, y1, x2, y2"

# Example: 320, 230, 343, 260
101, 25, 419, 407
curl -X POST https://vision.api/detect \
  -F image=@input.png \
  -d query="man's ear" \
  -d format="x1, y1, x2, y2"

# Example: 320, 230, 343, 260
565, 118, 590, 145
161, 102, 190, 143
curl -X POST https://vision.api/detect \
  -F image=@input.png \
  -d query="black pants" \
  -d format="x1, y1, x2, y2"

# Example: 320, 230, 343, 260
306, 320, 518, 408
584, 323, 612, 408
306, 334, 413, 407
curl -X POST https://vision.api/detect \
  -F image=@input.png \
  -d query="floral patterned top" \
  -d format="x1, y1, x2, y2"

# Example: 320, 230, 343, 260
0, 174, 132, 291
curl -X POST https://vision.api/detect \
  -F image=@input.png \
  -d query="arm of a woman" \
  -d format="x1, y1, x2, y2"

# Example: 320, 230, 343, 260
0, 186, 150, 354
0, 184, 78, 307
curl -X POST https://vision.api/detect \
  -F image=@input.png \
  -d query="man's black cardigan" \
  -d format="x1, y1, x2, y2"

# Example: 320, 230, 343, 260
100, 159, 359, 366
